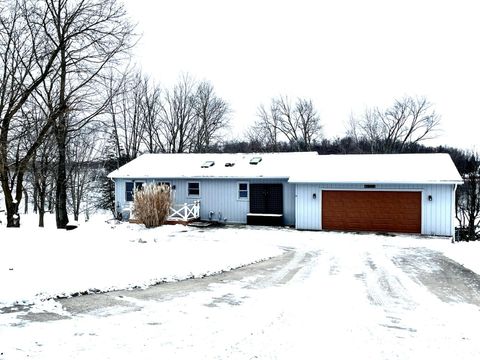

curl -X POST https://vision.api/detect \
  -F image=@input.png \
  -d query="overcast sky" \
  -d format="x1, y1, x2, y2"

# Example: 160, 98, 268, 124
123, 0, 479, 150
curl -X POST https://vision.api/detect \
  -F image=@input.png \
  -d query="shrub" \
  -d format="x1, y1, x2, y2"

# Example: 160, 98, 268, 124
132, 183, 171, 228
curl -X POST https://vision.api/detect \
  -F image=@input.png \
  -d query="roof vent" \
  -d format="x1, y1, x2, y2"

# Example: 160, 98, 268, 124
201, 161, 215, 168
225, 162, 235, 167
249, 157, 262, 165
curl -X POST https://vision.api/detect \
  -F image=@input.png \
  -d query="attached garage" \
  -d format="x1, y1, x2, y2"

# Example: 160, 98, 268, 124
290, 153, 463, 237
322, 190, 421, 233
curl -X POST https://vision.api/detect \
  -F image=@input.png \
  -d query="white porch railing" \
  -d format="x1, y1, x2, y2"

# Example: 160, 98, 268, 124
168, 201, 200, 222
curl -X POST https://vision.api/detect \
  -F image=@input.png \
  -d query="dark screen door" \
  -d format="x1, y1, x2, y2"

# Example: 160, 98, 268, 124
249, 184, 283, 214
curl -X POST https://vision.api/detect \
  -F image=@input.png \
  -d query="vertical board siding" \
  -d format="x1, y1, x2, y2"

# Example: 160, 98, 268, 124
295, 183, 454, 236
114, 180, 123, 210
115, 178, 295, 225
295, 184, 321, 230
115, 178, 454, 236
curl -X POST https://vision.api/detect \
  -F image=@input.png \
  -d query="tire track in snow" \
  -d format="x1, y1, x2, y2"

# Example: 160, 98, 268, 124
392, 247, 480, 306
360, 251, 419, 338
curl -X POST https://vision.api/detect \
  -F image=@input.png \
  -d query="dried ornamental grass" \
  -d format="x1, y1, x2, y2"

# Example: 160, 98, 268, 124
132, 183, 171, 228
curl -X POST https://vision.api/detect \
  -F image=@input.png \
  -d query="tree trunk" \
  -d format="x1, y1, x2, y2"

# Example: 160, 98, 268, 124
1, 166, 25, 227
23, 188, 28, 214
39, 210, 45, 228
3, 189, 20, 227
4, 196, 19, 227
48, 191, 54, 213
38, 197, 45, 227
33, 185, 38, 213
38, 184, 46, 227
73, 187, 79, 221
55, 126, 69, 228
55, 40, 69, 229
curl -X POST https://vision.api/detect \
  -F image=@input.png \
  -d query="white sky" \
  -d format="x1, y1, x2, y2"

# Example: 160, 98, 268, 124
123, 0, 480, 150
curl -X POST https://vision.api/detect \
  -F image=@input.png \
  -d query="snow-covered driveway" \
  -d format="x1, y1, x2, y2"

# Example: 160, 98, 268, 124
2, 231, 480, 359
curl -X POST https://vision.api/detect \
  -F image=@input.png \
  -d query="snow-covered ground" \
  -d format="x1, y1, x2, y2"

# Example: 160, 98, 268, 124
0, 212, 285, 308
2, 212, 480, 309
2, 212, 480, 359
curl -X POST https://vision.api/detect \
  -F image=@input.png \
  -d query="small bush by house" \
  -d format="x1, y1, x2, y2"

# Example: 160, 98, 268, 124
133, 183, 171, 228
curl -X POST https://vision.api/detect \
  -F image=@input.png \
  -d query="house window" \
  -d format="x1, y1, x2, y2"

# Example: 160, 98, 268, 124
125, 181, 144, 202
238, 182, 249, 200
126, 182, 134, 202
157, 181, 170, 189
188, 182, 200, 197
135, 182, 144, 191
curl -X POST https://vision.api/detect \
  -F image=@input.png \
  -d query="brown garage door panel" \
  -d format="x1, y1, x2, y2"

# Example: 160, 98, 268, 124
322, 191, 421, 233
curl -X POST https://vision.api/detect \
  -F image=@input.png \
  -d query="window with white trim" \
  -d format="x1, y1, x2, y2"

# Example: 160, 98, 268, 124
238, 182, 249, 200
187, 182, 200, 197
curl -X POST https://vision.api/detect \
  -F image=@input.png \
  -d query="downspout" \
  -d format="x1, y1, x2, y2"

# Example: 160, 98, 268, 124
452, 184, 457, 241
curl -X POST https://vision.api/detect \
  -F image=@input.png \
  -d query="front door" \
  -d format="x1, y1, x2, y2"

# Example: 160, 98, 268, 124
249, 184, 283, 214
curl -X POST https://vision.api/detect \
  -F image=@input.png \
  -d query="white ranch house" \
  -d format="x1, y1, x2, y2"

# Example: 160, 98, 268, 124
108, 152, 462, 237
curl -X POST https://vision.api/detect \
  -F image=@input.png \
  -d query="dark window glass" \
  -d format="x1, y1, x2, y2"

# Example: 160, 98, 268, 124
126, 182, 134, 202
188, 182, 200, 196
238, 183, 248, 199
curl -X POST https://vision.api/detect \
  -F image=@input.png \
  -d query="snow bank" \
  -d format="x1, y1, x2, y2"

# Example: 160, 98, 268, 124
0, 213, 283, 307
428, 240, 480, 275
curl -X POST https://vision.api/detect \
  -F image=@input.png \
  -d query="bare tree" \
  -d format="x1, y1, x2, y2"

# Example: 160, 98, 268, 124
246, 103, 280, 150
0, 0, 65, 227
0, 0, 134, 228
158, 74, 197, 153
108, 70, 148, 160
347, 96, 441, 153
36, 0, 135, 228
105, 70, 231, 156
248, 96, 322, 151
193, 81, 230, 152
141, 77, 163, 153
31, 132, 56, 227
67, 128, 101, 221
294, 98, 323, 150
456, 153, 480, 241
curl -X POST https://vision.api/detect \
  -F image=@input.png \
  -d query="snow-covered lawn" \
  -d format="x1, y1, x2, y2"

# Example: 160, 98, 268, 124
2, 213, 480, 359
2, 212, 480, 309
0, 213, 285, 308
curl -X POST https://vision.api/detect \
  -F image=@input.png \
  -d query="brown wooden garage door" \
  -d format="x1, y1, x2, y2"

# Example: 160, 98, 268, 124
322, 191, 421, 233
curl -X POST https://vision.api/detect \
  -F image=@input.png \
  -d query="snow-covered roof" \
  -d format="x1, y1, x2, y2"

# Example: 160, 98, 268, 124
288, 153, 463, 184
108, 152, 318, 179
109, 152, 463, 185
